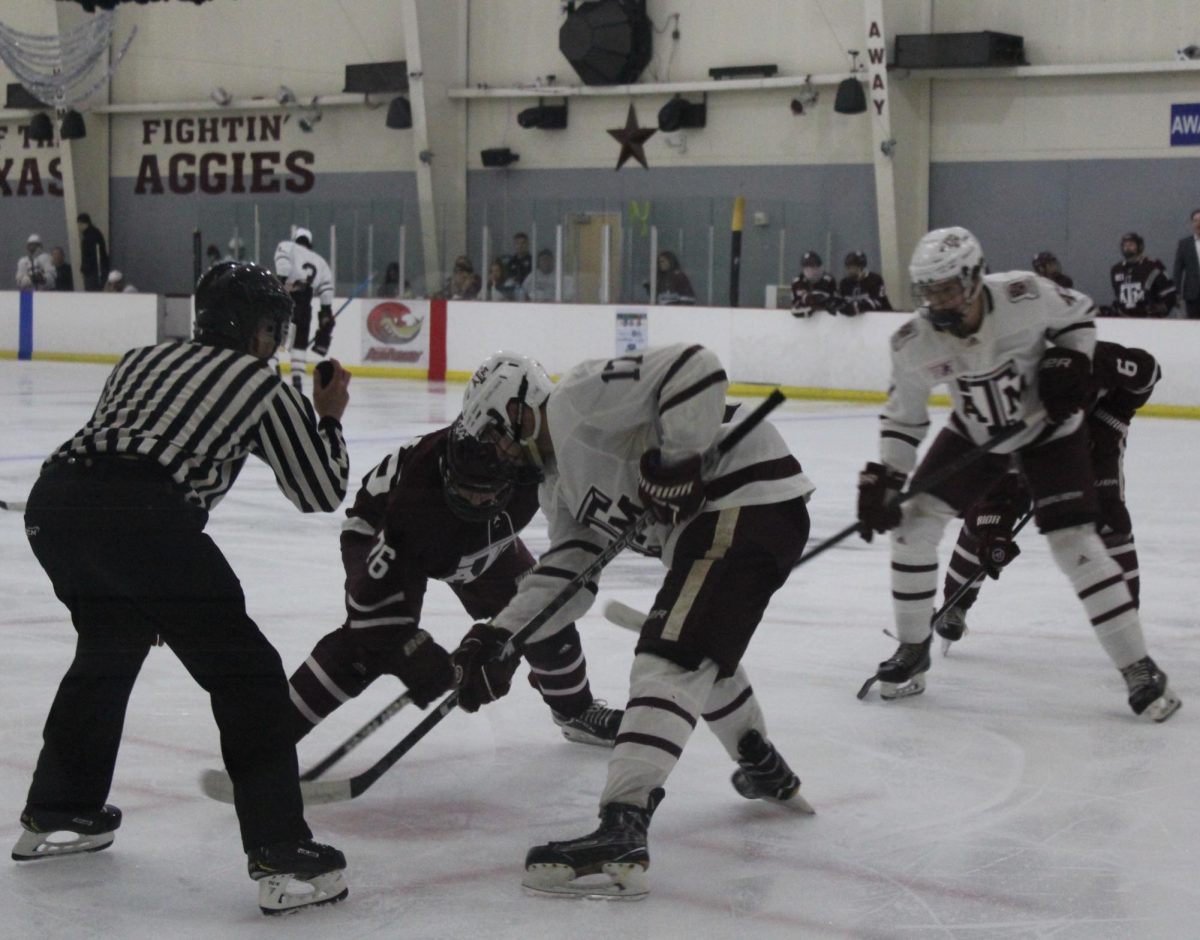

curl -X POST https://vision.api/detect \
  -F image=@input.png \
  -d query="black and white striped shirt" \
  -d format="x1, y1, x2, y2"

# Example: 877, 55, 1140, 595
48, 341, 349, 512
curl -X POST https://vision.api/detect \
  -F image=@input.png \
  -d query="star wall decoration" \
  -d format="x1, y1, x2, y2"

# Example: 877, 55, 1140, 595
607, 104, 656, 170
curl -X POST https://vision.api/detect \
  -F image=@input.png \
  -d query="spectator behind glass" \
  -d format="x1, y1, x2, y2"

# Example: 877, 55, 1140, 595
1032, 251, 1073, 288
381, 262, 401, 297
51, 247, 74, 291
16, 234, 55, 290
487, 259, 524, 301
789, 251, 838, 317
1107, 232, 1176, 318
1171, 208, 1200, 319
837, 251, 892, 315
654, 251, 696, 305
523, 249, 575, 302
76, 213, 109, 291
507, 232, 533, 284
205, 244, 222, 269
446, 256, 482, 299
104, 270, 137, 293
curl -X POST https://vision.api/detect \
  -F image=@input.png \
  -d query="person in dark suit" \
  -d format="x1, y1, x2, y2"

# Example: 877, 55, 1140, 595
1172, 208, 1200, 319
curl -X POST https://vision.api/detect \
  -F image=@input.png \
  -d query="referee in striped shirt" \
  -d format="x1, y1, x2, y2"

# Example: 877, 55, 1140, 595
14, 262, 353, 913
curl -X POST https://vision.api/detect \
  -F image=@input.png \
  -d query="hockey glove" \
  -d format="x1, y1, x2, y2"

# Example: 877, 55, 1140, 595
856, 461, 906, 542
638, 448, 705, 525
1037, 346, 1092, 423
966, 475, 1029, 578
452, 623, 520, 713
310, 305, 335, 357
385, 629, 455, 708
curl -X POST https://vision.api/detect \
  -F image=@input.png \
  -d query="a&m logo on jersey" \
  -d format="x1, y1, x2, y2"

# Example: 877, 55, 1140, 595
956, 360, 1024, 431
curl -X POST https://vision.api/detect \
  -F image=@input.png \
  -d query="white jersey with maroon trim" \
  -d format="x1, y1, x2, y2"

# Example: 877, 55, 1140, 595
880, 271, 1097, 474
273, 239, 334, 306
490, 343, 813, 642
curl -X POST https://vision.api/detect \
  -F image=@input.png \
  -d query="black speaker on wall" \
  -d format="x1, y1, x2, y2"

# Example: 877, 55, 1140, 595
894, 31, 1026, 69
559, 0, 652, 86
481, 147, 519, 168
343, 60, 410, 94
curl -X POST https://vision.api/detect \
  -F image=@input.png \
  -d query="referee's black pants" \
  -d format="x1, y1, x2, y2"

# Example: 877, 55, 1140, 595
23, 458, 311, 853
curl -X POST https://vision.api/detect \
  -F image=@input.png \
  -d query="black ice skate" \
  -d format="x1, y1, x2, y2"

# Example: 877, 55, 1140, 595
731, 730, 815, 814
247, 838, 349, 915
1121, 656, 1181, 723
857, 635, 933, 701
551, 700, 623, 748
934, 605, 969, 656
522, 788, 664, 900
11, 804, 122, 861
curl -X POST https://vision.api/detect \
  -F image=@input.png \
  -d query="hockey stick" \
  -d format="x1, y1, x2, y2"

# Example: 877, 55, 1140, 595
934, 506, 1035, 656
0, 498, 26, 512
794, 410, 1046, 570
602, 599, 645, 633
332, 273, 376, 320
200, 691, 417, 802
287, 390, 787, 806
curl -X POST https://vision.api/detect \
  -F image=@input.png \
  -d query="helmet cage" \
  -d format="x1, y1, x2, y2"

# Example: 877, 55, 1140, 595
441, 421, 515, 521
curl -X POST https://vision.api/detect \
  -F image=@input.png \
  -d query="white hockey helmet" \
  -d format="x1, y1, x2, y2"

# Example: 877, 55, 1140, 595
293, 226, 313, 247
460, 351, 554, 483
909, 226, 985, 333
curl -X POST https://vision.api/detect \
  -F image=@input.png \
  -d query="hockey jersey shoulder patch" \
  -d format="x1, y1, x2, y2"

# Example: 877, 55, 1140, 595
891, 319, 920, 352
1005, 275, 1041, 303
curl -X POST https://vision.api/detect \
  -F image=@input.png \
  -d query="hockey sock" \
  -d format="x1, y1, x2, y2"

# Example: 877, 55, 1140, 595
890, 494, 955, 642
599, 653, 712, 808
699, 665, 766, 761
524, 624, 593, 717
1102, 532, 1140, 606
286, 630, 375, 742
943, 526, 983, 611
1046, 524, 1148, 669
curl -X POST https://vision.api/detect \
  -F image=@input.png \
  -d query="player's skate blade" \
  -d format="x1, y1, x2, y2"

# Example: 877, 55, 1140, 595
935, 606, 969, 656
551, 700, 623, 748
1122, 656, 1182, 723
730, 730, 815, 813
257, 871, 348, 915
858, 636, 932, 701
522, 861, 648, 900
12, 805, 121, 861
249, 838, 348, 915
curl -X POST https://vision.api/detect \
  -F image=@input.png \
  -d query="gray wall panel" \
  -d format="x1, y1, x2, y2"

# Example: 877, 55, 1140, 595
109, 172, 420, 295
467, 164, 880, 307
930, 159, 1200, 308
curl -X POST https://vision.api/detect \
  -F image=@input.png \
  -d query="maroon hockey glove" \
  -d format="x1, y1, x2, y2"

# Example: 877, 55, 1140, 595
1037, 346, 1092, 423
310, 305, 335, 357
384, 629, 455, 708
856, 461, 906, 542
966, 475, 1029, 578
452, 623, 519, 713
638, 448, 704, 525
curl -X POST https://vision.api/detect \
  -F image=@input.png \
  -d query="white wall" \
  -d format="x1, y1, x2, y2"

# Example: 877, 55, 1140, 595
6, 291, 1200, 412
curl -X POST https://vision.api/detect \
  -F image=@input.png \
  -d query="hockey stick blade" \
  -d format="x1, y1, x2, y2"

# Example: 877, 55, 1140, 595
199, 768, 235, 804
0, 498, 27, 512
601, 600, 645, 633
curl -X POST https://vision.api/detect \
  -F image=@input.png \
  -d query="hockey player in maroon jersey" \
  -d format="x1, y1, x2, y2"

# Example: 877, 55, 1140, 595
286, 419, 622, 749
1107, 232, 1176, 317
938, 340, 1160, 645
837, 250, 893, 315
855, 226, 1179, 722
790, 250, 840, 316
1032, 251, 1074, 288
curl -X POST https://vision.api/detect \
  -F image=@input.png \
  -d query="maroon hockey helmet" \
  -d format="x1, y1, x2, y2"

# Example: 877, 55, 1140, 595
844, 251, 867, 269
801, 251, 822, 268
441, 419, 515, 521
1032, 251, 1058, 275
1120, 231, 1144, 256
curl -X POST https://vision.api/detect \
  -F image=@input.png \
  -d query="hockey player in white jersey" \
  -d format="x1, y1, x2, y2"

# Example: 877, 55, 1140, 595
273, 227, 334, 393
449, 345, 816, 899
855, 226, 1179, 722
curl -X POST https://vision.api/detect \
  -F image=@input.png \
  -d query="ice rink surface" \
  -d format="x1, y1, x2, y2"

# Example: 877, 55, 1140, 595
1, 360, 1197, 940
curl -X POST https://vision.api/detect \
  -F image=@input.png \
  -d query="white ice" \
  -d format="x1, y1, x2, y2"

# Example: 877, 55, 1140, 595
1, 360, 1197, 940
